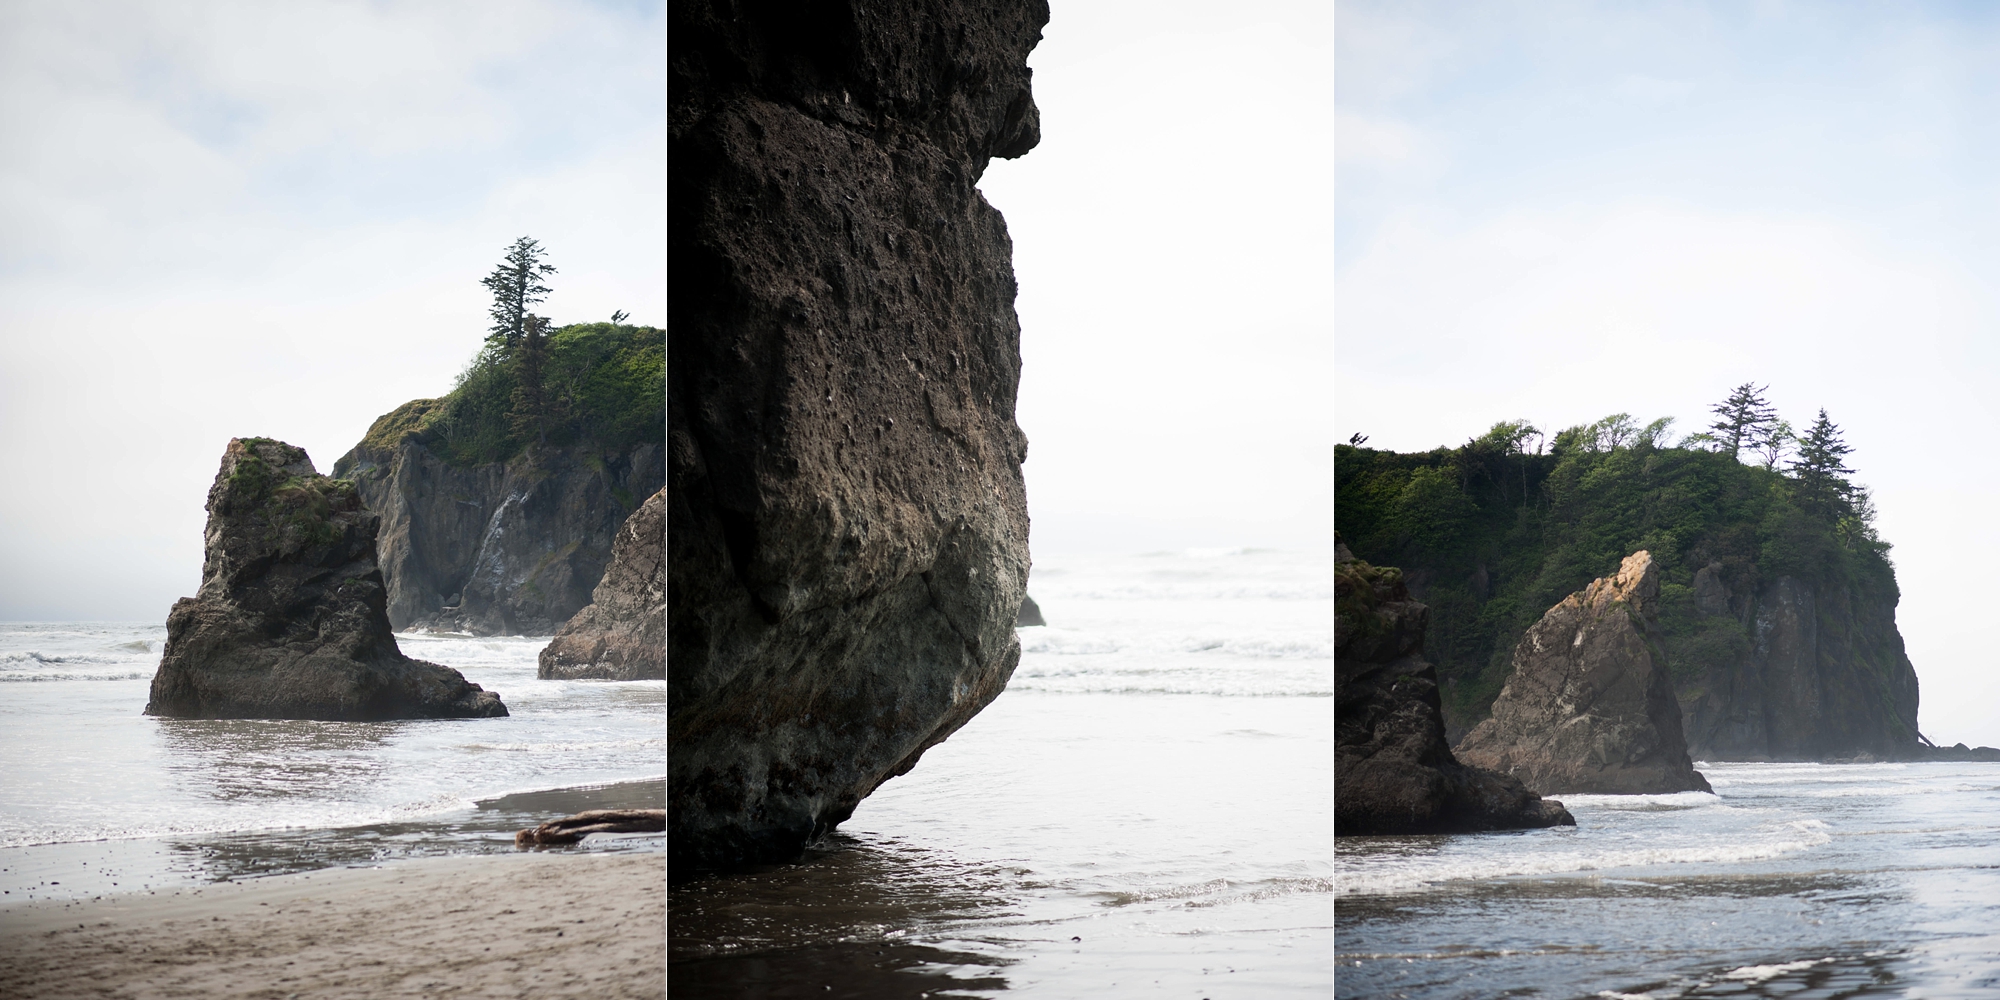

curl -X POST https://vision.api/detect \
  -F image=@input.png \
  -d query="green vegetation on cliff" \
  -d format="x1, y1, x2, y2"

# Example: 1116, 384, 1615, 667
346, 239, 664, 469
350, 322, 664, 467
1336, 406, 1896, 733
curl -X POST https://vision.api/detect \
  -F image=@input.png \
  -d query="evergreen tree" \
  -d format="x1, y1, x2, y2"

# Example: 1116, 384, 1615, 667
481, 237, 557, 350
1790, 408, 1854, 516
509, 315, 558, 445
1708, 383, 1776, 459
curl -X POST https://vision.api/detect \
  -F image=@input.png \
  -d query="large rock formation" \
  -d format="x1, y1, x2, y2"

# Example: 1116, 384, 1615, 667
668, 0, 1043, 871
1336, 538, 1575, 835
333, 404, 662, 636
1456, 552, 1710, 795
146, 438, 507, 721
1676, 561, 1921, 761
539, 488, 664, 681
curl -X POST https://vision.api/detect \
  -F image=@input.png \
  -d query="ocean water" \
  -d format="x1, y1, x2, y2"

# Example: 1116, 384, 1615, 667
0, 624, 665, 902
669, 547, 1339, 997
1337, 761, 2000, 998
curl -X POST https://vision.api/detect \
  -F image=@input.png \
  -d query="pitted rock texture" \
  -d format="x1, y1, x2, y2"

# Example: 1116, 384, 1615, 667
146, 438, 506, 721
1336, 538, 1575, 835
669, 0, 1044, 871
539, 488, 664, 680
1456, 551, 1710, 795
333, 420, 662, 637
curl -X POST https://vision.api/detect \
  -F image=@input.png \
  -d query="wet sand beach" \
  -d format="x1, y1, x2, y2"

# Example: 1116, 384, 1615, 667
0, 850, 664, 999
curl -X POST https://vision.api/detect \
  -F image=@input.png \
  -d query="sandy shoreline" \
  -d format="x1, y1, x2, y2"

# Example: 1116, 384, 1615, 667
0, 850, 664, 999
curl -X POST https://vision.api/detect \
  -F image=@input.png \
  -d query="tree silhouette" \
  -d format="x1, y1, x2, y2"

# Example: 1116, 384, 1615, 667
481, 236, 557, 350
1708, 383, 1776, 460
1789, 408, 1854, 516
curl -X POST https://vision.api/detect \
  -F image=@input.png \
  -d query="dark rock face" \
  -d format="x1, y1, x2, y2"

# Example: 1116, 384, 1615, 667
1016, 594, 1045, 627
669, 0, 1044, 871
539, 489, 664, 681
146, 438, 506, 721
1456, 552, 1710, 795
333, 424, 662, 636
1336, 539, 1574, 835
1676, 565, 1921, 762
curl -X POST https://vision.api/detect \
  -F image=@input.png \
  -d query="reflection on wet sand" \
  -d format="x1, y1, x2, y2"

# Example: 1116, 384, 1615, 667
1, 780, 665, 903
152, 718, 404, 803
671, 833, 1018, 998
164, 780, 668, 882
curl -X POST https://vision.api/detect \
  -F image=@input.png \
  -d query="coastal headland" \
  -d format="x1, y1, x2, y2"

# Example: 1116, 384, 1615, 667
0, 851, 663, 999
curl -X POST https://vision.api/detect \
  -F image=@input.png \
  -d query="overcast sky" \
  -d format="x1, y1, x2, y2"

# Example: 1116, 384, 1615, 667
982, 0, 1335, 556
0, 1, 1332, 621
1336, 0, 2000, 746
0, 1, 664, 621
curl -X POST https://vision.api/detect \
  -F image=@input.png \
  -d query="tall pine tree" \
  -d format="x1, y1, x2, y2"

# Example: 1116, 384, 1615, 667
1789, 408, 1855, 517
481, 236, 557, 352
1708, 382, 1776, 460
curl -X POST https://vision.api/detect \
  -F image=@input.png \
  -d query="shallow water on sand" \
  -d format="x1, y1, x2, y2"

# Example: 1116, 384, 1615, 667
1337, 761, 2000, 998
0, 624, 665, 901
670, 548, 1337, 997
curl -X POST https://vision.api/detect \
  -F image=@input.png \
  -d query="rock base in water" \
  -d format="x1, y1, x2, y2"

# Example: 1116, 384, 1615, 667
1336, 538, 1574, 835
1456, 551, 1709, 795
145, 438, 506, 721
540, 489, 664, 681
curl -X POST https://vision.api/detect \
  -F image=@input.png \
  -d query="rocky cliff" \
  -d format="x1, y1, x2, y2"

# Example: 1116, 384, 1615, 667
1676, 562, 1920, 761
147, 438, 506, 721
1456, 552, 1711, 795
539, 488, 664, 681
333, 406, 661, 636
1336, 538, 1574, 835
668, 0, 1043, 872
1335, 437, 1922, 762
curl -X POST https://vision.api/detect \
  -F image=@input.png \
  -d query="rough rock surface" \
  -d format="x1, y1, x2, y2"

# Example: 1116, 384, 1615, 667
539, 489, 664, 680
333, 415, 662, 636
668, 0, 1044, 871
1676, 561, 1921, 761
146, 439, 507, 721
1336, 538, 1574, 835
1456, 552, 1710, 795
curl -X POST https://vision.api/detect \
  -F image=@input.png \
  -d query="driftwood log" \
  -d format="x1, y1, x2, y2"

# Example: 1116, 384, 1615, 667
514, 809, 666, 847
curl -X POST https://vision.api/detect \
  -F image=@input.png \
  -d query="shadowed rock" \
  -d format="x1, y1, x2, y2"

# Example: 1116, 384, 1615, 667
1456, 551, 1710, 795
539, 489, 664, 680
334, 418, 663, 637
1016, 594, 1045, 627
145, 438, 506, 721
1336, 537, 1574, 835
669, 0, 1045, 872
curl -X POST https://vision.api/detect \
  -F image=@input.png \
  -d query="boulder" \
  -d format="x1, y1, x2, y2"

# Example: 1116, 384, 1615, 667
1456, 551, 1710, 795
1017, 594, 1046, 627
145, 438, 507, 721
668, 0, 1043, 871
539, 489, 664, 680
1336, 538, 1574, 835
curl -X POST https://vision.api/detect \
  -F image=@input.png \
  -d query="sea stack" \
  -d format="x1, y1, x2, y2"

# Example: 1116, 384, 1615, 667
146, 438, 506, 721
539, 488, 664, 681
668, 0, 1043, 870
1456, 551, 1711, 795
1336, 537, 1575, 835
